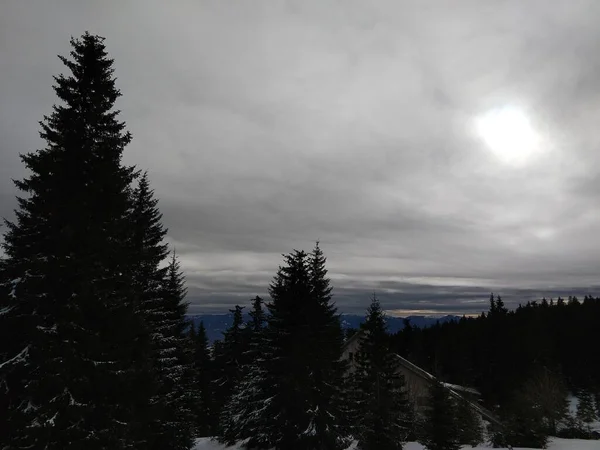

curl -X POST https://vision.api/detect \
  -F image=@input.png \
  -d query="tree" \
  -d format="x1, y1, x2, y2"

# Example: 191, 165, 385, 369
502, 388, 548, 449
576, 390, 597, 432
241, 295, 267, 368
218, 297, 269, 447
248, 295, 266, 334
0, 33, 154, 449
219, 247, 348, 449
194, 321, 215, 436
521, 368, 568, 435
455, 397, 483, 447
350, 295, 412, 450
128, 168, 196, 449
304, 242, 349, 449
213, 305, 247, 427
148, 253, 196, 450
421, 381, 460, 450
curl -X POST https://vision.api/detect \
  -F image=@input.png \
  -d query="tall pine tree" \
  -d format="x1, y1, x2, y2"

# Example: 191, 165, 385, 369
0, 33, 152, 449
193, 321, 215, 437
213, 304, 247, 430
420, 381, 460, 450
351, 295, 411, 450
219, 297, 268, 446
218, 246, 348, 449
149, 253, 196, 450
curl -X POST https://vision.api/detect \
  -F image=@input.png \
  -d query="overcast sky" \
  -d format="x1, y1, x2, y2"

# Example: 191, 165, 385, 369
3, 1, 600, 316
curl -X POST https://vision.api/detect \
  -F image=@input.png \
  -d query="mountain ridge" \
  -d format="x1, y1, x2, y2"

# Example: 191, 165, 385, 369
187, 313, 461, 343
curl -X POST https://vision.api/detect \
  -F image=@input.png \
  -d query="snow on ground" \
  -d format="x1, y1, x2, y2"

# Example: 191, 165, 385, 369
193, 437, 600, 450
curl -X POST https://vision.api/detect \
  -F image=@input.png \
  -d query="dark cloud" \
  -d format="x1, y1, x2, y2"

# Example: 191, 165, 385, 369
3, 0, 600, 315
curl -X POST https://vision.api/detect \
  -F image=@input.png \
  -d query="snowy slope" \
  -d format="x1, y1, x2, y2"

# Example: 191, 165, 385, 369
192, 437, 600, 450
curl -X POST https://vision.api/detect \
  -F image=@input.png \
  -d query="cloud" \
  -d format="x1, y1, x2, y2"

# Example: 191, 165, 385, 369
2, 0, 600, 315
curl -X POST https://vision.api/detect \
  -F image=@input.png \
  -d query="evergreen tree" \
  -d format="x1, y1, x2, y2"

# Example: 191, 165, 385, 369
149, 253, 196, 450
576, 390, 597, 431
188, 321, 197, 341
213, 305, 247, 428
502, 389, 548, 449
194, 321, 215, 436
128, 171, 172, 448
305, 242, 349, 449
522, 368, 568, 435
421, 382, 460, 450
248, 295, 266, 334
0, 32, 153, 449
219, 247, 348, 449
351, 295, 411, 450
219, 298, 269, 447
455, 397, 483, 447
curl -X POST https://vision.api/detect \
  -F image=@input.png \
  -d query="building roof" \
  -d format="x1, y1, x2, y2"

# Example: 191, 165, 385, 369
342, 329, 502, 427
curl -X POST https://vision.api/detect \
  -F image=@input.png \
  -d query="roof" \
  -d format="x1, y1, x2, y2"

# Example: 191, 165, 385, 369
343, 329, 502, 427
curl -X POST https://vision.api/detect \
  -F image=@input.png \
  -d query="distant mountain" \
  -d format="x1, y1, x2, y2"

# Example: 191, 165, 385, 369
187, 313, 460, 343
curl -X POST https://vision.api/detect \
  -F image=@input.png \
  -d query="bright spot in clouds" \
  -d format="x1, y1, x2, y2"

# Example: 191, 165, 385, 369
475, 106, 542, 166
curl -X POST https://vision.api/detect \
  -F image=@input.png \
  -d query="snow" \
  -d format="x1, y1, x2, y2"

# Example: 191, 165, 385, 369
192, 437, 600, 450
0, 345, 30, 370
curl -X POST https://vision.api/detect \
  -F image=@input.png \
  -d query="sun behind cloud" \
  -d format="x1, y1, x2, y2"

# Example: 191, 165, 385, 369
475, 106, 543, 167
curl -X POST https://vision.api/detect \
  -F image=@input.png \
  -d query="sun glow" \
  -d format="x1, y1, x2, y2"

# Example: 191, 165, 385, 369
475, 106, 542, 166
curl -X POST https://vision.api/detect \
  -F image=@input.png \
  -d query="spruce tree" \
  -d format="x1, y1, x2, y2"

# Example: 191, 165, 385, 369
188, 321, 197, 341
213, 305, 247, 429
219, 247, 348, 449
219, 298, 268, 446
576, 390, 597, 432
421, 381, 460, 450
149, 253, 196, 450
305, 242, 349, 449
194, 321, 214, 436
521, 368, 568, 435
0, 32, 154, 450
351, 296, 411, 450
248, 295, 266, 334
455, 397, 483, 447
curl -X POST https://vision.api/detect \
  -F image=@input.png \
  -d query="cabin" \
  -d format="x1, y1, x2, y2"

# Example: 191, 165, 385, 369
341, 330, 501, 428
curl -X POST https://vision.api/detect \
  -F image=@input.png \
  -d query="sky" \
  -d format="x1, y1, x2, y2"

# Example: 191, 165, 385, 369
2, 1, 600, 316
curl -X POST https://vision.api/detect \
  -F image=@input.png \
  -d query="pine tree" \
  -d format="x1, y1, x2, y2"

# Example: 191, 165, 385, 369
351, 295, 411, 450
194, 321, 215, 436
219, 247, 348, 449
213, 305, 247, 428
248, 295, 266, 334
521, 368, 568, 435
149, 253, 196, 450
128, 171, 171, 447
421, 381, 460, 450
0, 32, 153, 450
304, 242, 349, 449
188, 321, 197, 341
576, 390, 597, 431
455, 397, 483, 447
219, 298, 268, 447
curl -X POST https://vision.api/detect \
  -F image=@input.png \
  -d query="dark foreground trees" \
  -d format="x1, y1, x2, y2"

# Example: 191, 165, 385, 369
420, 381, 460, 450
0, 33, 194, 449
218, 244, 348, 450
349, 296, 412, 450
